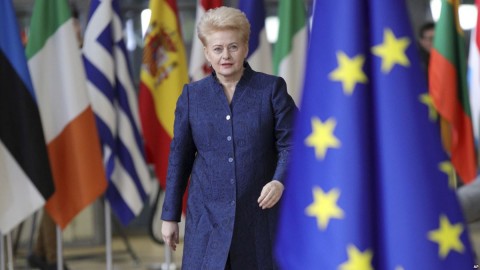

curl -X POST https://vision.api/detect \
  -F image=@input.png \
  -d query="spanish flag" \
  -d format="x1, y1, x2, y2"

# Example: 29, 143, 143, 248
429, 0, 477, 184
139, 0, 189, 189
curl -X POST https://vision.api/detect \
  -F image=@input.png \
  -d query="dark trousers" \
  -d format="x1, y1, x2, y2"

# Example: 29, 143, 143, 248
224, 254, 232, 270
34, 212, 57, 263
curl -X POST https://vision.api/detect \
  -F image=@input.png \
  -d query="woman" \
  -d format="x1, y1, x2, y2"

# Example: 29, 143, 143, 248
161, 6, 297, 270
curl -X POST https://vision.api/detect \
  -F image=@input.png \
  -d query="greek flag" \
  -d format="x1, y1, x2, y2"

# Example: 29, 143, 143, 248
83, 0, 151, 225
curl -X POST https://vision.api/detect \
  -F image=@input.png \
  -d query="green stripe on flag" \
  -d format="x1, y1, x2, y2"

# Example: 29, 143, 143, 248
433, 0, 470, 114
273, 0, 307, 75
26, 0, 71, 59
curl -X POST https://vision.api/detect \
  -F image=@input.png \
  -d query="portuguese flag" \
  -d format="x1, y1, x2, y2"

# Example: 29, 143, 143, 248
429, 0, 477, 184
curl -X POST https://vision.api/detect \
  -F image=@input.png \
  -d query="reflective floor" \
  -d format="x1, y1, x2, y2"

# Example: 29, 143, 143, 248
12, 235, 184, 270
7, 222, 480, 269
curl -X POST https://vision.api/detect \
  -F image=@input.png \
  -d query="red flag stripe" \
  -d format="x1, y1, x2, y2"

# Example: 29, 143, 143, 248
430, 49, 477, 183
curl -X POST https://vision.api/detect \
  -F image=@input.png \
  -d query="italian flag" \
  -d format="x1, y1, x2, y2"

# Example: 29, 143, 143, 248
273, 0, 307, 107
26, 0, 107, 228
429, 0, 477, 184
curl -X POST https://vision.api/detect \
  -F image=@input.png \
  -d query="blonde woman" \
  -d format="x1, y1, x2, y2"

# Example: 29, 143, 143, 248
161, 6, 297, 270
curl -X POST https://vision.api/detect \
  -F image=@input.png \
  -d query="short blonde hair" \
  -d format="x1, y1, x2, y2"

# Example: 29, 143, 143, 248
197, 6, 250, 46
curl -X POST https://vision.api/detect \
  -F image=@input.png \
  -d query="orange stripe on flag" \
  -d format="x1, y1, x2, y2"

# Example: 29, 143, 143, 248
429, 49, 477, 183
45, 107, 107, 229
429, 50, 458, 117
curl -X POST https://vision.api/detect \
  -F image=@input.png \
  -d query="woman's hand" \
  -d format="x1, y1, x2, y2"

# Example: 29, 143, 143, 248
258, 180, 284, 209
161, 221, 179, 251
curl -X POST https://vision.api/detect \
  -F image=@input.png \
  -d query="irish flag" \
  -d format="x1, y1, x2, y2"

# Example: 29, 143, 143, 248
26, 0, 108, 229
273, 0, 307, 106
189, 0, 223, 81
429, 0, 477, 184
139, 0, 189, 189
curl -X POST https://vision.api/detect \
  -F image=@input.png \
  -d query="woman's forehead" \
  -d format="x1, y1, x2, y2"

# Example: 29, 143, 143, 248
206, 30, 243, 44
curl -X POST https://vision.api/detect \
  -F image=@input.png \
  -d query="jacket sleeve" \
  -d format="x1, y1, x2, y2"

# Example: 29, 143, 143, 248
271, 77, 298, 182
161, 84, 196, 222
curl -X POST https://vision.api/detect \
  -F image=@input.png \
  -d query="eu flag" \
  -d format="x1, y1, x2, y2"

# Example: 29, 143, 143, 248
275, 0, 476, 269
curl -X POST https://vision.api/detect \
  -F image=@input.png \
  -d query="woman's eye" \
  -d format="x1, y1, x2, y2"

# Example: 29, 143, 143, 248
229, 45, 238, 52
213, 47, 222, 53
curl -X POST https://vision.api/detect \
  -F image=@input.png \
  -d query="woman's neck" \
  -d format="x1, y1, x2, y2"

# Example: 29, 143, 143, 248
217, 68, 244, 86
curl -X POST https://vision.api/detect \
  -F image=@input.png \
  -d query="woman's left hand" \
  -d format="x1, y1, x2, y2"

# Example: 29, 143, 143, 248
258, 180, 284, 209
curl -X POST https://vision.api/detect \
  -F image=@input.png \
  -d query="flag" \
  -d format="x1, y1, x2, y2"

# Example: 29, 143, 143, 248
189, 0, 223, 81
272, 0, 307, 106
238, 0, 272, 74
0, 0, 54, 234
26, 0, 108, 229
429, 0, 477, 184
275, 0, 475, 269
468, 0, 480, 151
139, 0, 189, 190
83, 0, 151, 225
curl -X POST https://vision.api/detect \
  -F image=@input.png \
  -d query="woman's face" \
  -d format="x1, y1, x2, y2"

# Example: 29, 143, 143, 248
203, 29, 248, 81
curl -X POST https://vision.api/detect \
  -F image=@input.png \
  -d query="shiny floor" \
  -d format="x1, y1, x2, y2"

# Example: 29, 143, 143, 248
7, 222, 480, 269
11, 235, 184, 270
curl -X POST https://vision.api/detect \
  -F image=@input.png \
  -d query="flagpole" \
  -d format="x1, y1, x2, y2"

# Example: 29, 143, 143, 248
105, 200, 113, 270
6, 233, 13, 270
162, 247, 176, 270
0, 232, 4, 270
56, 225, 63, 270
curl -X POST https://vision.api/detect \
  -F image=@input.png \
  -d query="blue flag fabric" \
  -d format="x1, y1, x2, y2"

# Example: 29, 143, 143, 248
0, 0, 54, 233
238, 0, 264, 59
238, 0, 272, 73
83, 0, 151, 225
275, 0, 476, 269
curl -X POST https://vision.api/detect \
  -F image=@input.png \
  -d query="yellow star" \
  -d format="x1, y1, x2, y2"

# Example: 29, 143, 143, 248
372, 28, 411, 73
329, 51, 368, 95
305, 117, 341, 160
305, 186, 344, 230
428, 214, 465, 258
338, 244, 374, 270
419, 93, 438, 121
439, 161, 457, 189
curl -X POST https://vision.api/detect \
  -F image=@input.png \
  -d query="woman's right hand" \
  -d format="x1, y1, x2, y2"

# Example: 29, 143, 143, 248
161, 221, 179, 251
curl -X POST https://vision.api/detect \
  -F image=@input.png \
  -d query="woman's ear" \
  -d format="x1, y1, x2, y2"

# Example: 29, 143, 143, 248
203, 46, 209, 59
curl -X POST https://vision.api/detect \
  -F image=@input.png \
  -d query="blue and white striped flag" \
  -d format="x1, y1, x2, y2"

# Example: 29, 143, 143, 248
83, 0, 151, 225
238, 0, 272, 74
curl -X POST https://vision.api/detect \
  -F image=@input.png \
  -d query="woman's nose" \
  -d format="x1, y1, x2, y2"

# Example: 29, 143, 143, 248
222, 49, 230, 59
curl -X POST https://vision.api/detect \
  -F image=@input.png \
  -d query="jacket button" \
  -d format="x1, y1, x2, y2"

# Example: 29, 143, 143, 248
228, 157, 233, 162
227, 136, 232, 141
230, 179, 234, 184
226, 115, 231, 120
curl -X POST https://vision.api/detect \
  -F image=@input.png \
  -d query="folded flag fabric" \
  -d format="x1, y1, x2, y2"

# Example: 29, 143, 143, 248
0, 0, 55, 234
275, 0, 476, 269
83, 0, 151, 225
